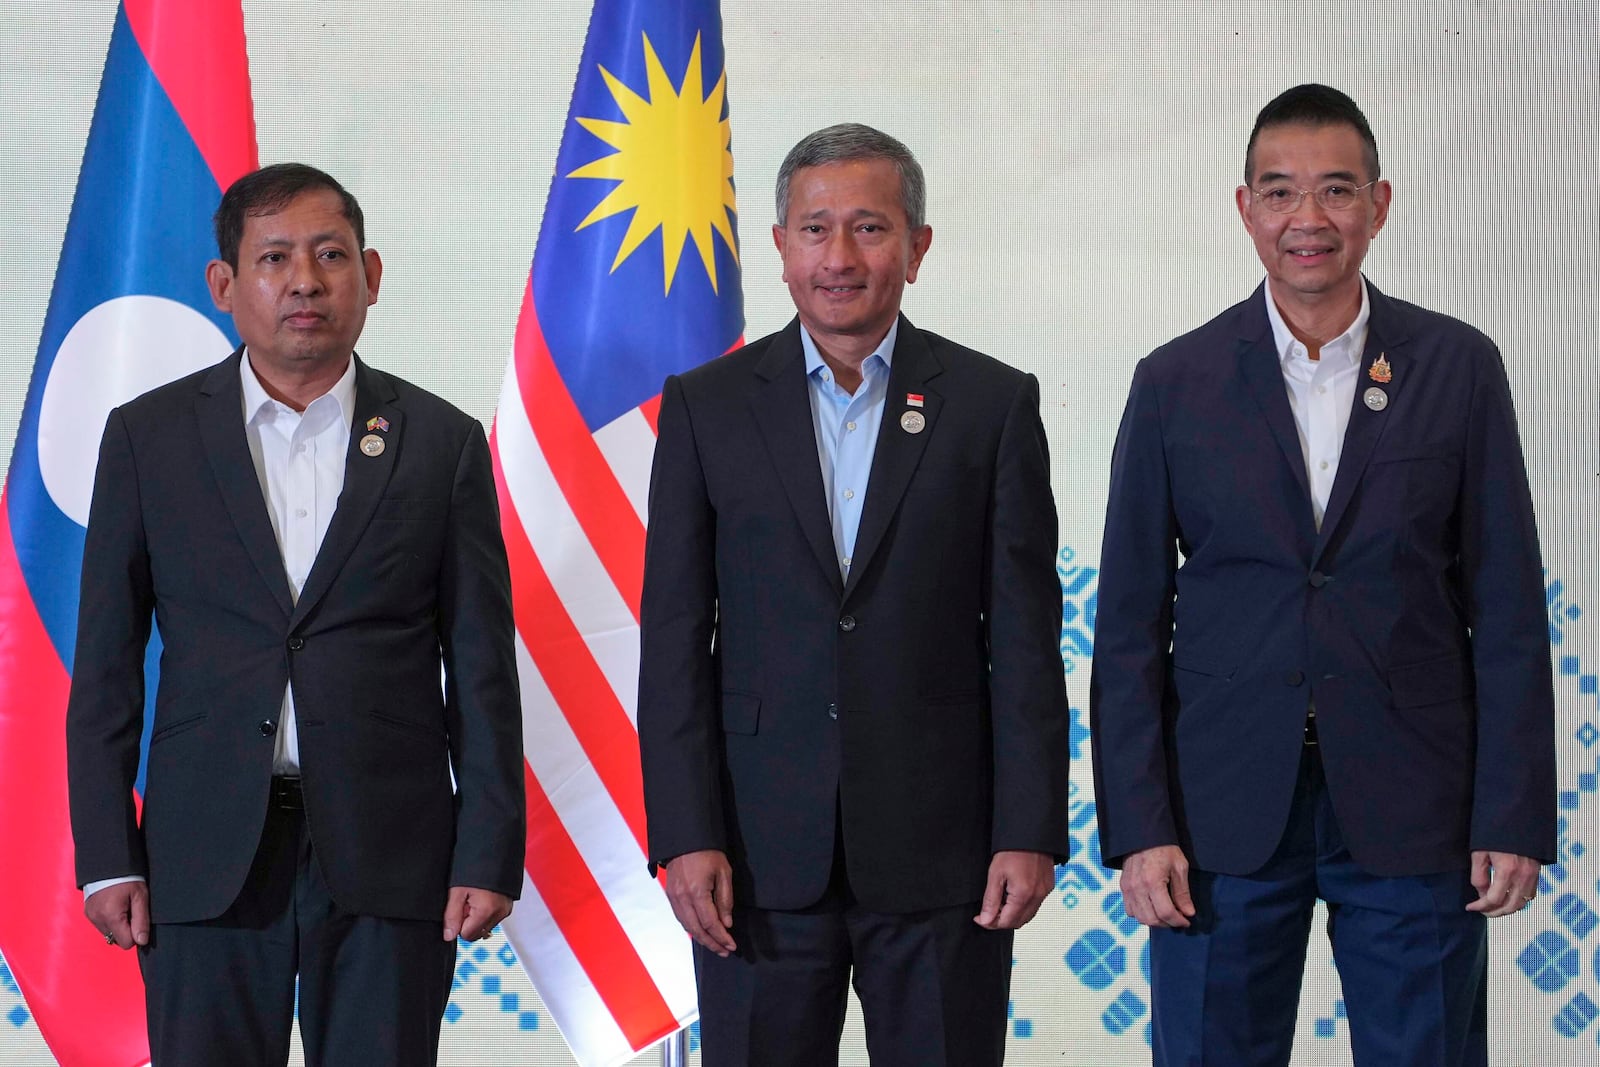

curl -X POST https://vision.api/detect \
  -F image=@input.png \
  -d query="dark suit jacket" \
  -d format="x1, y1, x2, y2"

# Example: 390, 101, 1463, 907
637, 316, 1069, 914
67, 350, 525, 924
1091, 280, 1556, 878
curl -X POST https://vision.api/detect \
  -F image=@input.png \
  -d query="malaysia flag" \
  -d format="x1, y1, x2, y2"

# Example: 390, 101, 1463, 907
490, 1, 743, 1063
0, 2, 255, 1063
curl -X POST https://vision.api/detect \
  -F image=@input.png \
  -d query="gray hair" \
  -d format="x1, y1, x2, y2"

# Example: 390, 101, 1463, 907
774, 123, 926, 230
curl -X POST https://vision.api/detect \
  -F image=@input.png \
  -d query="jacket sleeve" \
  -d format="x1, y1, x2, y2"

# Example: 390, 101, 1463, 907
439, 421, 527, 896
637, 374, 726, 869
984, 373, 1071, 858
67, 408, 153, 888
1090, 357, 1182, 867
1459, 341, 1556, 862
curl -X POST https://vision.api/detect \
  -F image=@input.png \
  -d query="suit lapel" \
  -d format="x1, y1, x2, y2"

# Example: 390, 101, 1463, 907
843, 317, 942, 602
197, 349, 294, 618
750, 322, 842, 594
290, 356, 401, 628
1314, 282, 1409, 561
1236, 289, 1314, 514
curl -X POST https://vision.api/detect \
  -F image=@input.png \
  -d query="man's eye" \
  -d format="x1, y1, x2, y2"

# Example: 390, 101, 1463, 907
262, 252, 284, 263
1261, 187, 1293, 201
1321, 184, 1356, 203
857, 224, 882, 234
320, 249, 345, 260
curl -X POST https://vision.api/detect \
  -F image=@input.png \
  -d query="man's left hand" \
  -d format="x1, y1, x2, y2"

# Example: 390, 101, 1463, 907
1466, 851, 1541, 918
444, 886, 514, 942
974, 850, 1055, 930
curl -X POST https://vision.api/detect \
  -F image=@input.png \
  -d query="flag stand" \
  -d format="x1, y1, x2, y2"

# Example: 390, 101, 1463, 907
661, 1029, 689, 1066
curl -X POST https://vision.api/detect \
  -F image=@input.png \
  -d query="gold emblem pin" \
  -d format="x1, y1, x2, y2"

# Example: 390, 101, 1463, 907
359, 433, 386, 457
900, 410, 926, 435
1369, 353, 1392, 384
1363, 387, 1388, 412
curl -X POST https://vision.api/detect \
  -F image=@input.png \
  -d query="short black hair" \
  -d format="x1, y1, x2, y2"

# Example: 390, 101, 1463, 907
213, 163, 365, 269
1245, 84, 1380, 185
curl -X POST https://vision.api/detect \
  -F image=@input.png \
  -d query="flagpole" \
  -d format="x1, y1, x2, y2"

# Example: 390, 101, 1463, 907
661, 1029, 689, 1066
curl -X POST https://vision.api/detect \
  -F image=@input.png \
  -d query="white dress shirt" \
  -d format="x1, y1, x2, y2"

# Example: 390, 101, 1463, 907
1264, 279, 1370, 530
239, 351, 356, 773
84, 352, 356, 900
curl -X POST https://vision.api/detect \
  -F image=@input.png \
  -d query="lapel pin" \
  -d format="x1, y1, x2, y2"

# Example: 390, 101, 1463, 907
1368, 353, 1392, 384
366, 415, 390, 432
900, 410, 926, 435
905, 393, 925, 409
1363, 387, 1388, 412
359, 433, 386, 457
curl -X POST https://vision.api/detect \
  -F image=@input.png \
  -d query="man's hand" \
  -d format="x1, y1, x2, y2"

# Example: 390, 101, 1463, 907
1120, 845, 1195, 928
663, 849, 737, 956
1466, 850, 1541, 918
443, 886, 514, 942
85, 881, 150, 949
974, 850, 1055, 930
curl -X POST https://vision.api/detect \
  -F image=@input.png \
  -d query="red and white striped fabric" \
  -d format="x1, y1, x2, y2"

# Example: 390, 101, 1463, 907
491, 283, 696, 1066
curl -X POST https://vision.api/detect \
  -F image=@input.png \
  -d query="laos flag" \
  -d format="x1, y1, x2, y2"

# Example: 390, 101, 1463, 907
490, 1, 742, 1062
0, 2, 254, 1063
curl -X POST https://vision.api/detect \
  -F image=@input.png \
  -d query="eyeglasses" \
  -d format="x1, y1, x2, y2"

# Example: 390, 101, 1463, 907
1250, 180, 1377, 214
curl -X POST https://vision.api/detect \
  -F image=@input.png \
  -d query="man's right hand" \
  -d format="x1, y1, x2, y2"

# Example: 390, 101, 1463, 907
663, 849, 737, 957
1120, 845, 1195, 928
86, 881, 150, 949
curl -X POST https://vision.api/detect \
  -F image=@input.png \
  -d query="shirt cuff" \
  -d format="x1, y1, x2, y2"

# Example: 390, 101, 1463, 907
83, 875, 146, 901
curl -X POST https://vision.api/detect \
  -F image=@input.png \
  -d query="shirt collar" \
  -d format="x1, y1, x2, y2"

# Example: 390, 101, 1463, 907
240, 349, 358, 428
800, 319, 899, 382
1264, 276, 1370, 371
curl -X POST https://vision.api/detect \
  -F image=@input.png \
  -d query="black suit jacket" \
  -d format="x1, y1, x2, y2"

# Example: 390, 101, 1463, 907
67, 350, 525, 924
1091, 281, 1556, 878
638, 316, 1070, 914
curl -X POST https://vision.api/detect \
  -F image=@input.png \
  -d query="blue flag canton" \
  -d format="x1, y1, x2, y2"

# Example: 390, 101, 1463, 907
532, 0, 743, 432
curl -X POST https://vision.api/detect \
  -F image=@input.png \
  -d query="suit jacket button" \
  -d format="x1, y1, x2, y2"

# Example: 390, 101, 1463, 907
287, 636, 305, 651
827, 703, 838, 720
258, 720, 277, 737
838, 616, 857, 632
1308, 571, 1330, 588
1284, 670, 1305, 686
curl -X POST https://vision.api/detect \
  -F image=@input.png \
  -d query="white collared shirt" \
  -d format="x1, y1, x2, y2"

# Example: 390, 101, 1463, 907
1264, 279, 1370, 530
239, 350, 357, 772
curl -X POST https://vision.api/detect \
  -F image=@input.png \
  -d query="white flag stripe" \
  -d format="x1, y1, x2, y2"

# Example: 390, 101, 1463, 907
496, 362, 641, 717
514, 636, 699, 1017
501, 872, 638, 1067
592, 406, 657, 524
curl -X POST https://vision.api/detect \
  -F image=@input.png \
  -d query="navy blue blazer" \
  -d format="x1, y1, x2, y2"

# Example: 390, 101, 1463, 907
638, 316, 1070, 913
1090, 281, 1555, 878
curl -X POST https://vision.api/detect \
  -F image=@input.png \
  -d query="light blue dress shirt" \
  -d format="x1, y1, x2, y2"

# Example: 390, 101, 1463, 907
800, 320, 899, 581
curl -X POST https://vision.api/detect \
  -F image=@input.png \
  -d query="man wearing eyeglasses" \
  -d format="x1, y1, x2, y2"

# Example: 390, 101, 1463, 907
1091, 84, 1554, 1064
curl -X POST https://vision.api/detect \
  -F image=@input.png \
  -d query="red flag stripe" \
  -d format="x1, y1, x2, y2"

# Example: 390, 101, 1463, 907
520, 761, 680, 1049
491, 437, 649, 851
0, 499, 149, 1065
513, 282, 647, 622
124, 0, 255, 191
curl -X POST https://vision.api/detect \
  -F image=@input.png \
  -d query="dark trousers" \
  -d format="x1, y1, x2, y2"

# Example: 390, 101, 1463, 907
139, 778, 458, 1067
1150, 746, 1488, 1067
695, 839, 1014, 1067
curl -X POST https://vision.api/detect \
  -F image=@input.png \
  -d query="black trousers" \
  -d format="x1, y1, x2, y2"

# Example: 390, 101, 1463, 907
139, 778, 458, 1066
694, 837, 1014, 1067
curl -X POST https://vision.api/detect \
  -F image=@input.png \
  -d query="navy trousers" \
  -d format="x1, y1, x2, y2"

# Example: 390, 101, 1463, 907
1150, 746, 1488, 1066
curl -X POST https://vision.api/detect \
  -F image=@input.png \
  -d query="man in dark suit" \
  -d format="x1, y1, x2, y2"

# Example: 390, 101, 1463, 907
1091, 85, 1555, 1065
638, 123, 1069, 1065
67, 164, 525, 1065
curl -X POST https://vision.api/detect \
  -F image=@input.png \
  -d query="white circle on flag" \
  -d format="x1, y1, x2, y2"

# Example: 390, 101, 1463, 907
39, 294, 232, 526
